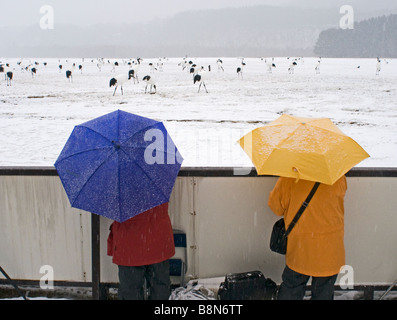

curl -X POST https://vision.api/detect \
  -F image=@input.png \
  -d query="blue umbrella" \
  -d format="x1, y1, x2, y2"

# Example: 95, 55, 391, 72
54, 110, 183, 222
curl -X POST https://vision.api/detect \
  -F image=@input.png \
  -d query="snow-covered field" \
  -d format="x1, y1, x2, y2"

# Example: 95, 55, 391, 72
1, 56, 396, 168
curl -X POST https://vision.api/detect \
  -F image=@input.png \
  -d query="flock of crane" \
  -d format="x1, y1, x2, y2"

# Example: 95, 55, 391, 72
0, 57, 157, 94
0, 56, 385, 96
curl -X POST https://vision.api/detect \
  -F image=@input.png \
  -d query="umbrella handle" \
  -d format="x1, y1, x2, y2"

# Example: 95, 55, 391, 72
292, 167, 301, 183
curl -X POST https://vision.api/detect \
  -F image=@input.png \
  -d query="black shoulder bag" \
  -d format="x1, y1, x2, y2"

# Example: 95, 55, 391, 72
270, 182, 320, 255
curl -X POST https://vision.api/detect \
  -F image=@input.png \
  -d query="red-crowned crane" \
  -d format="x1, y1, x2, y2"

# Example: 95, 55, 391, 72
288, 61, 298, 74
315, 60, 321, 74
6, 71, 13, 86
142, 75, 156, 94
109, 71, 134, 96
217, 59, 224, 72
129, 58, 142, 84
265, 58, 276, 73
376, 57, 381, 76
194, 66, 208, 93
237, 61, 246, 79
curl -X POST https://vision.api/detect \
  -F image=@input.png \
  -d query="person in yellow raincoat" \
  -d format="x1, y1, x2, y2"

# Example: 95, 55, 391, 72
268, 175, 347, 300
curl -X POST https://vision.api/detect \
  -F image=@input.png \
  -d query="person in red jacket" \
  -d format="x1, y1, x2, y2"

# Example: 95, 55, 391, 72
107, 202, 175, 300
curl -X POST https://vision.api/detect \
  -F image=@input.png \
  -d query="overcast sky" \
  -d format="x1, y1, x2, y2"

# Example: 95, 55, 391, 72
2, 0, 396, 27
2, 0, 285, 27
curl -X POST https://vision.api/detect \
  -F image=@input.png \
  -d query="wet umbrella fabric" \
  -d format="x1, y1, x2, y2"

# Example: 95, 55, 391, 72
54, 110, 183, 222
238, 114, 369, 185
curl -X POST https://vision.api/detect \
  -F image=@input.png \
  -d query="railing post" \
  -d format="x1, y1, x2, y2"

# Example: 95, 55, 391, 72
363, 286, 374, 300
91, 213, 100, 300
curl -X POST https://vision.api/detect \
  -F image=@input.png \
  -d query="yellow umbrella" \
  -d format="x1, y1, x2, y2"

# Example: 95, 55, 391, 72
237, 114, 370, 185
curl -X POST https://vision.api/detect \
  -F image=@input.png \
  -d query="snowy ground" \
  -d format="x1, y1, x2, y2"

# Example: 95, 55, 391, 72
0, 56, 396, 168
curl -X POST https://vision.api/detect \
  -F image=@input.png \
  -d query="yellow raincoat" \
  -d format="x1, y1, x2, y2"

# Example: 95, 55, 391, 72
268, 176, 347, 277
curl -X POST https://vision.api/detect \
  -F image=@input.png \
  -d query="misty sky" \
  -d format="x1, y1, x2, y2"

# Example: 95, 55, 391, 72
2, 0, 286, 27
3, 0, 396, 28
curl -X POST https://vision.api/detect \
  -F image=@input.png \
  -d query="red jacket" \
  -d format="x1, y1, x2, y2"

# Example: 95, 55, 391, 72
107, 202, 175, 266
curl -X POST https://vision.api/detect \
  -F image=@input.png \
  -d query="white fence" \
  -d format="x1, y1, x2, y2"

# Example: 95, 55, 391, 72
1, 167, 397, 287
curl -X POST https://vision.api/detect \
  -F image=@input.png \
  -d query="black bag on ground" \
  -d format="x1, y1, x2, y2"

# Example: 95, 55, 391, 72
218, 271, 277, 300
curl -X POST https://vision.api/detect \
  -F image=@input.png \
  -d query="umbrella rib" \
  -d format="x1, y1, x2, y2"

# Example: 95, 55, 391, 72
58, 122, 164, 163
120, 122, 161, 146
117, 114, 121, 220
117, 152, 122, 221
121, 145, 181, 160
56, 125, 115, 164
119, 147, 171, 202
56, 147, 112, 164
70, 151, 115, 208
272, 124, 342, 150
120, 121, 181, 162
269, 125, 298, 150
78, 125, 114, 144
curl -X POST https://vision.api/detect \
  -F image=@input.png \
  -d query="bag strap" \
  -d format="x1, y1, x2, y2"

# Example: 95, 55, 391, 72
284, 182, 321, 238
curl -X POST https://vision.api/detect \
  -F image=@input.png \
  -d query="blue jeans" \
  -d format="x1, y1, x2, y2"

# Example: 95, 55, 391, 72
277, 266, 338, 300
118, 260, 171, 300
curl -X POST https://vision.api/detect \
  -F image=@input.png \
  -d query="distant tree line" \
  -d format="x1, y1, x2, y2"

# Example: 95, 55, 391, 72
314, 14, 397, 58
